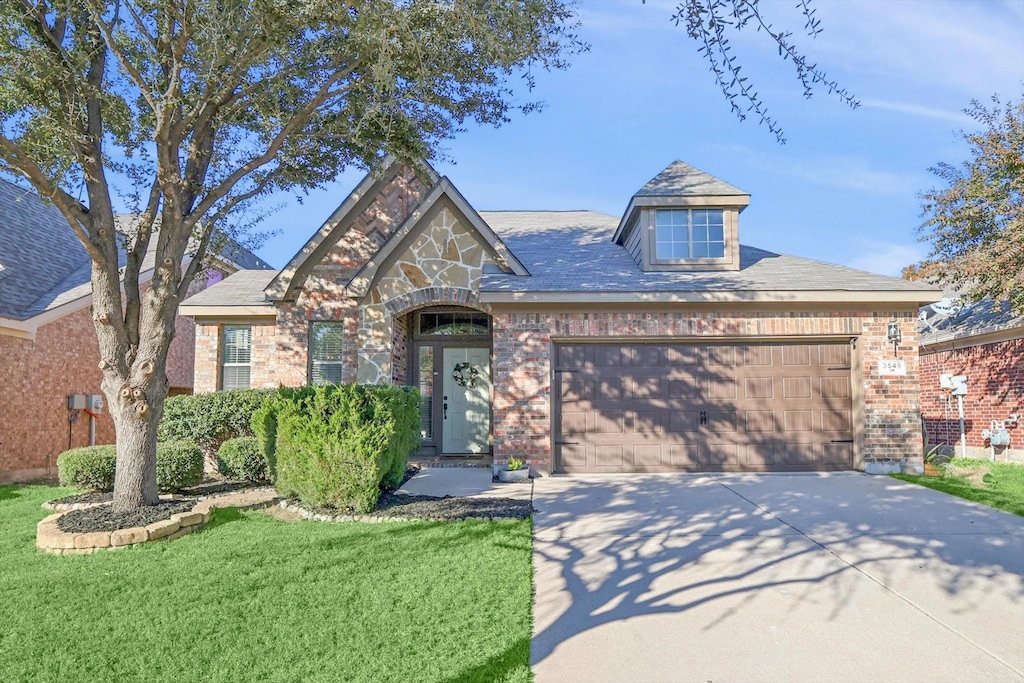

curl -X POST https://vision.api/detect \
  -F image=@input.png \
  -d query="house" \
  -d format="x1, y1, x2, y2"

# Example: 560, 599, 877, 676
180, 160, 942, 475
919, 297, 1023, 462
0, 179, 271, 483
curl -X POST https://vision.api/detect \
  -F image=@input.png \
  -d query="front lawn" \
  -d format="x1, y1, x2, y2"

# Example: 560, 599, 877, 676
892, 458, 1024, 517
0, 485, 533, 683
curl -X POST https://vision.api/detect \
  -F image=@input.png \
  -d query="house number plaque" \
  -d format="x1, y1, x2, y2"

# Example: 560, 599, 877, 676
878, 359, 907, 376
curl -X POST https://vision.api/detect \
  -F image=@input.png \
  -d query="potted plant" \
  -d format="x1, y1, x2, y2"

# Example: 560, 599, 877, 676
498, 457, 530, 483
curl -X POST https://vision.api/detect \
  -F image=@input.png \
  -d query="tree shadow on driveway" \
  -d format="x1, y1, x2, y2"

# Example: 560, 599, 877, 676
530, 473, 1024, 682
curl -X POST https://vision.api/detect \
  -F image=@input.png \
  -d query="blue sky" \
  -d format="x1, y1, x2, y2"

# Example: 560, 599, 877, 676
255, 0, 1024, 277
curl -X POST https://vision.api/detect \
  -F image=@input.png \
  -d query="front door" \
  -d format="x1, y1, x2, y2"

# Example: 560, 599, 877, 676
441, 347, 491, 454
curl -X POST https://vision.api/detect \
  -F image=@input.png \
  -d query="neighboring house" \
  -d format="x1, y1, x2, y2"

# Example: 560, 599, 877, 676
919, 297, 1024, 462
181, 160, 942, 475
0, 179, 271, 483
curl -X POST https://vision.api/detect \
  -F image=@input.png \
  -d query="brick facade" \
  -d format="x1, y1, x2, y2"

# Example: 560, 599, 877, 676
919, 337, 1024, 461
491, 309, 923, 473
0, 298, 204, 483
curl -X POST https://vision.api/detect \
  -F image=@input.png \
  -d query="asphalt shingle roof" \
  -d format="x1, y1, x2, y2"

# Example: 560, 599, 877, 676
477, 211, 936, 294
181, 269, 279, 307
919, 297, 1024, 345
635, 161, 748, 197
0, 179, 89, 319
0, 180, 271, 320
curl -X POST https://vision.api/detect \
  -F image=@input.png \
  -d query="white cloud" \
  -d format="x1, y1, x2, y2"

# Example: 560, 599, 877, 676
845, 240, 927, 277
747, 154, 924, 197
859, 98, 973, 125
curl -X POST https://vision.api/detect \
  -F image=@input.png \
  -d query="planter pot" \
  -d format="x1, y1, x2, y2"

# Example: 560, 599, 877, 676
498, 468, 530, 483
924, 463, 943, 477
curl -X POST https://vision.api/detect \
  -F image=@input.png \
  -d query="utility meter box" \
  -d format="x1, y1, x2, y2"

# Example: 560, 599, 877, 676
940, 374, 968, 396
67, 394, 86, 410
87, 394, 104, 413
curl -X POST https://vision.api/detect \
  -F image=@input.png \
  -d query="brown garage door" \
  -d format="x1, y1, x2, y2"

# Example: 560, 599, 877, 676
554, 342, 854, 473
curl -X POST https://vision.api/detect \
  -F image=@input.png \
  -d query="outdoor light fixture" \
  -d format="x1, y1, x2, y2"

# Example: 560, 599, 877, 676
886, 320, 902, 357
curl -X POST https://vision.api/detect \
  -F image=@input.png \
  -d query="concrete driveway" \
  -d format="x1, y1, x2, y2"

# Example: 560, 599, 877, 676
532, 473, 1024, 682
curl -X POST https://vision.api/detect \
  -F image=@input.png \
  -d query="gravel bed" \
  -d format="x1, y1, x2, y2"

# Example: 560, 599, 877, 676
57, 499, 197, 533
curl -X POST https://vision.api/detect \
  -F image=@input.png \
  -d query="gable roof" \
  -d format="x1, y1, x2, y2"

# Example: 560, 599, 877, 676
346, 177, 528, 298
0, 179, 270, 323
265, 158, 440, 302
636, 160, 748, 197
479, 211, 941, 303
919, 297, 1024, 347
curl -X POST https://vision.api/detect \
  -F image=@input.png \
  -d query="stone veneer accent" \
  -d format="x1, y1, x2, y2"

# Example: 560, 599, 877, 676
490, 309, 923, 473
35, 487, 279, 554
356, 208, 498, 384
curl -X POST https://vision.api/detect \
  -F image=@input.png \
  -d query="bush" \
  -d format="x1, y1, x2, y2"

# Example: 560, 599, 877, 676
218, 436, 269, 482
159, 389, 275, 463
56, 441, 204, 493
57, 446, 117, 491
155, 440, 204, 492
273, 384, 420, 513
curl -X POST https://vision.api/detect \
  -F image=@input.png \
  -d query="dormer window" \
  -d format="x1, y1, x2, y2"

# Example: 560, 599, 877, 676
655, 209, 725, 260
613, 161, 750, 273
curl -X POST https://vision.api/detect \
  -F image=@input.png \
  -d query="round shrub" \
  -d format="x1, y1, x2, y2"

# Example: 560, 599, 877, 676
57, 446, 117, 491
218, 436, 269, 482
156, 440, 204, 492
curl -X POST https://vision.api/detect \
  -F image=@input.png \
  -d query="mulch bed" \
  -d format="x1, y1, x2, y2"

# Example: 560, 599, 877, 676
49, 479, 254, 507
376, 492, 532, 520
294, 491, 532, 521
57, 499, 197, 534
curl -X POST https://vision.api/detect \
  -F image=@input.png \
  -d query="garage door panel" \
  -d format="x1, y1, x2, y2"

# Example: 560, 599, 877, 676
819, 344, 850, 366
555, 342, 854, 473
633, 445, 663, 468
820, 377, 850, 399
596, 445, 624, 467
821, 410, 852, 432
745, 410, 778, 432
627, 377, 664, 399
592, 411, 625, 434
668, 411, 701, 432
784, 410, 814, 432
823, 442, 854, 467
742, 345, 774, 366
744, 443, 779, 467
704, 444, 739, 468
782, 377, 812, 399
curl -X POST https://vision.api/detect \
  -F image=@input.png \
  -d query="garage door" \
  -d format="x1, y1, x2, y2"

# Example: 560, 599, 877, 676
554, 342, 854, 472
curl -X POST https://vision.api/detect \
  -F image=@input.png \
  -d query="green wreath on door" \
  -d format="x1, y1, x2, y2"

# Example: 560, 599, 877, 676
452, 362, 480, 388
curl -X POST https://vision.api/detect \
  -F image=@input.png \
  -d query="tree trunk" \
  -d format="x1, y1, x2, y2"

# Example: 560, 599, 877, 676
110, 400, 161, 510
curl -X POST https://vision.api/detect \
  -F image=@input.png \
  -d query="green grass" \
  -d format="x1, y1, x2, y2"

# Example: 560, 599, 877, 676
0, 485, 533, 683
892, 458, 1024, 517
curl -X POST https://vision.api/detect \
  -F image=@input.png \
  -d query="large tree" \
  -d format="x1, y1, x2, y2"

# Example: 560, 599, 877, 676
916, 95, 1024, 310
0, 0, 852, 511
0, 0, 580, 510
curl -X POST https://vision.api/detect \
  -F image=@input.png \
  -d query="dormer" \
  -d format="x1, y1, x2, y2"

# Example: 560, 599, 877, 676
613, 161, 750, 272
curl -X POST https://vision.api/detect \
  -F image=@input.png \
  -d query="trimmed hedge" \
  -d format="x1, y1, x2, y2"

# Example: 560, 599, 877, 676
218, 436, 269, 482
159, 388, 275, 460
56, 442, 203, 493
273, 385, 420, 513
57, 446, 117, 491
156, 441, 204, 492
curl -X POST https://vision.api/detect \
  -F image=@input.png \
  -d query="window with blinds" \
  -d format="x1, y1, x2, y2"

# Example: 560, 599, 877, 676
221, 325, 252, 389
310, 322, 345, 385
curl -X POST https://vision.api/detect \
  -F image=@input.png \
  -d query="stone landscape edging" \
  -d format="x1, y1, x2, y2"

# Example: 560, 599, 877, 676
36, 487, 279, 555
